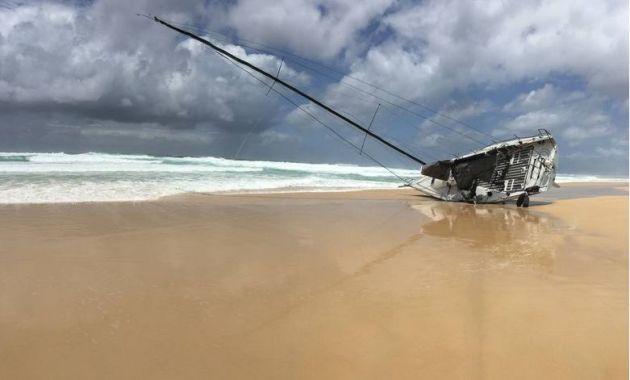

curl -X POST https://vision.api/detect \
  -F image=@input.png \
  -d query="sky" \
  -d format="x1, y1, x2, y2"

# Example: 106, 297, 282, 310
0, 0, 628, 175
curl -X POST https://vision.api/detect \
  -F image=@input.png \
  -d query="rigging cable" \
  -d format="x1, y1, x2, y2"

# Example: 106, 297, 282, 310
158, 18, 494, 144
211, 48, 415, 184
152, 16, 426, 166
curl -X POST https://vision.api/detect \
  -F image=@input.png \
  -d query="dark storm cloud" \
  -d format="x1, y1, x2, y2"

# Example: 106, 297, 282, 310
0, 0, 299, 133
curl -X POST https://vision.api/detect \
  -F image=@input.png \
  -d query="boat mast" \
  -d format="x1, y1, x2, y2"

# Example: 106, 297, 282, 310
153, 17, 426, 166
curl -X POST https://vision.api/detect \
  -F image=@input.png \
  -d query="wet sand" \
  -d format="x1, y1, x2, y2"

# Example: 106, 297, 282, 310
0, 183, 627, 379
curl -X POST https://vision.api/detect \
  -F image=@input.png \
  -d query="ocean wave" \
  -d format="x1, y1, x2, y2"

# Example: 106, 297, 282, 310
0, 152, 419, 178
0, 152, 624, 203
555, 174, 628, 183
0, 174, 400, 203
0, 154, 32, 162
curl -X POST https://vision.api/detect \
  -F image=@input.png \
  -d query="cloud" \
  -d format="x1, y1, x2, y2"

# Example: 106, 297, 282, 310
438, 99, 495, 121
0, 0, 626, 175
0, 1, 303, 133
595, 146, 625, 157
289, 0, 627, 166
227, 0, 395, 60
383, 0, 628, 98
497, 84, 621, 148
416, 133, 442, 148
563, 124, 612, 142
507, 88, 553, 112
79, 122, 217, 143
503, 110, 564, 133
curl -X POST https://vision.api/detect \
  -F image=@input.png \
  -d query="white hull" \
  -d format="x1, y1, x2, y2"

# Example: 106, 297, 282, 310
409, 131, 558, 204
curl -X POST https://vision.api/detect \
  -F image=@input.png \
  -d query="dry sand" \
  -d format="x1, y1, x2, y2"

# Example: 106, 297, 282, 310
0, 183, 627, 379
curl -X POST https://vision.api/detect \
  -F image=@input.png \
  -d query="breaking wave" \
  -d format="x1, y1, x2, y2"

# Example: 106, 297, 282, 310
0, 152, 625, 203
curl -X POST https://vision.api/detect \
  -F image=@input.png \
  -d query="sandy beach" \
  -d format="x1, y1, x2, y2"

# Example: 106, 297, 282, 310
0, 183, 627, 379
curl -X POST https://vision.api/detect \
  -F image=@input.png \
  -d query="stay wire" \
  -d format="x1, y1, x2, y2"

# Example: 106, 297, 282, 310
160, 18, 494, 143
163, 20, 486, 145
325, 105, 444, 162
212, 49, 416, 184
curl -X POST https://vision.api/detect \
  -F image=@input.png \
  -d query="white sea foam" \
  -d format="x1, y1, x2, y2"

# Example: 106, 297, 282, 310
0, 152, 413, 203
554, 174, 628, 183
0, 152, 625, 203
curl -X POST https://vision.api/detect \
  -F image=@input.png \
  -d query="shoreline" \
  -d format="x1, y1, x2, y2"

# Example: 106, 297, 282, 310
0, 181, 626, 206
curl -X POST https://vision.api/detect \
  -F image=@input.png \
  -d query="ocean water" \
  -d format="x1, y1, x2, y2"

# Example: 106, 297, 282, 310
0, 152, 626, 203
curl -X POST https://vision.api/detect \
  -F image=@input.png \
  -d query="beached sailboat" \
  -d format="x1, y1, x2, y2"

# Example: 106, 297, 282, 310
151, 17, 558, 207
410, 131, 557, 207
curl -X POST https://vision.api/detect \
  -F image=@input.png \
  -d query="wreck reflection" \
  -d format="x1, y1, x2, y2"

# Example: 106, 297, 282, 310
412, 202, 559, 270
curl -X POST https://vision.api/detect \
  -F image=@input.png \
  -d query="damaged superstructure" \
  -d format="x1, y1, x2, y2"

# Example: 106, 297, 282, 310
410, 130, 558, 206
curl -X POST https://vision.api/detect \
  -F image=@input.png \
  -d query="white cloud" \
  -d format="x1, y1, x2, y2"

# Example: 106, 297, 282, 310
496, 84, 622, 147
503, 84, 559, 112
433, 99, 495, 122
416, 133, 442, 148
295, 0, 627, 161
594, 146, 626, 157
227, 0, 395, 60
563, 125, 612, 141
500, 104, 614, 143
382, 0, 628, 98
504, 110, 564, 132
502, 84, 593, 116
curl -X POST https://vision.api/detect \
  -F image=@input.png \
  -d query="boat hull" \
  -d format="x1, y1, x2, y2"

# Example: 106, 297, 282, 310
409, 132, 558, 204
